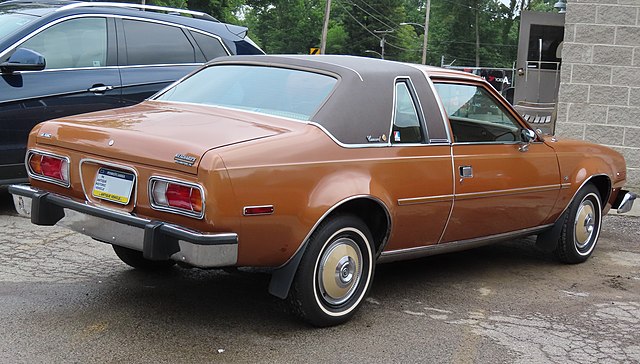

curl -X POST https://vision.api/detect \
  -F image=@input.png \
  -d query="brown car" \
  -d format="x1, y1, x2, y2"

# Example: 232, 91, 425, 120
9, 55, 636, 326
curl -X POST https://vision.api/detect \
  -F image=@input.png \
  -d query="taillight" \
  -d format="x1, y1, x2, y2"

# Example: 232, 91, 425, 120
26, 151, 70, 187
149, 178, 204, 219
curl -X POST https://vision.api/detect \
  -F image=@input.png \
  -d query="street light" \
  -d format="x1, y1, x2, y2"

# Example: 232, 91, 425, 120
400, 0, 430, 65
364, 50, 383, 59
553, 0, 567, 14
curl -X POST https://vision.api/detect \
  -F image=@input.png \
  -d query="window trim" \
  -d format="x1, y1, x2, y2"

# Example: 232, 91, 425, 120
0, 13, 231, 70
389, 77, 429, 146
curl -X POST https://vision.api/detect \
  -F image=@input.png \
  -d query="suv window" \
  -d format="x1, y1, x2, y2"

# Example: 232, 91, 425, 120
392, 81, 423, 144
189, 31, 227, 60
0, 11, 37, 41
19, 17, 107, 69
434, 83, 521, 143
123, 20, 195, 65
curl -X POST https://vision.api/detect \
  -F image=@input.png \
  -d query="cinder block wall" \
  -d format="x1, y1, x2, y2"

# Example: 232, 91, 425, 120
556, 0, 640, 189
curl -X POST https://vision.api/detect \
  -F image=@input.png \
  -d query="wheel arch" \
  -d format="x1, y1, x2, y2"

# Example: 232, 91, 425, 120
268, 195, 391, 299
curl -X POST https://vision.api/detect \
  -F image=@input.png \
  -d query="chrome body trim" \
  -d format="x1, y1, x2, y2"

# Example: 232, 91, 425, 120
148, 176, 206, 219
397, 194, 453, 206
9, 185, 237, 268
455, 184, 562, 201
436, 145, 456, 244
243, 205, 275, 216
614, 191, 637, 214
79, 158, 139, 208
379, 224, 553, 263
388, 76, 429, 146
25, 149, 71, 188
424, 75, 453, 143
277, 195, 392, 268
555, 174, 611, 219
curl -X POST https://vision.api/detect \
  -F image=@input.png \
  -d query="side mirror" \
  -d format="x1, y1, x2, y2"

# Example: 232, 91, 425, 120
519, 129, 536, 152
0, 48, 46, 74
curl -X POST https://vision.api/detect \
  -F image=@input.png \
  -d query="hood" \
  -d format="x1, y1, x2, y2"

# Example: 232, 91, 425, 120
34, 101, 292, 174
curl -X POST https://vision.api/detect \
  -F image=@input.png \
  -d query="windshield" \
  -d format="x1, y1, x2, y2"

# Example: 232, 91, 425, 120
155, 65, 337, 121
0, 11, 37, 42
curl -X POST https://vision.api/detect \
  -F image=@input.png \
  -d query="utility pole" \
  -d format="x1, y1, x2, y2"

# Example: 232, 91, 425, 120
320, 0, 331, 54
374, 29, 393, 60
422, 0, 431, 65
475, 2, 480, 67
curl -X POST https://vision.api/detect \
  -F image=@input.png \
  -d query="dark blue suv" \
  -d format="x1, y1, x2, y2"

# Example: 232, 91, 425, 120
0, 0, 263, 184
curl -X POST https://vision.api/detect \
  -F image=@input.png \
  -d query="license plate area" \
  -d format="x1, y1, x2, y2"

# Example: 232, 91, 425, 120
92, 167, 135, 205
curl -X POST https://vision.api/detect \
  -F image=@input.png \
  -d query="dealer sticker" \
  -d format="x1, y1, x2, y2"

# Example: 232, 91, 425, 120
92, 168, 135, 205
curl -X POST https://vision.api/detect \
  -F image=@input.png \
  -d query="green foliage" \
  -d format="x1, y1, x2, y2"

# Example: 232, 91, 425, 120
149, 0, 559, 67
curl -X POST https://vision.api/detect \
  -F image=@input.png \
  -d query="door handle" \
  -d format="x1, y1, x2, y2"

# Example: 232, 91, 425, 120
88, 85, 114, 93
459, 165, 473, 179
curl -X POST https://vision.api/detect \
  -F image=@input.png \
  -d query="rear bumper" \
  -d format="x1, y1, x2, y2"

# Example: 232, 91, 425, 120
612, 190, 637, 214
8, 184, 238, 268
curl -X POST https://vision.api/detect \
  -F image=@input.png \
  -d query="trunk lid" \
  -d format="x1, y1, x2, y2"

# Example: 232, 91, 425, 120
34, 101, 291, 174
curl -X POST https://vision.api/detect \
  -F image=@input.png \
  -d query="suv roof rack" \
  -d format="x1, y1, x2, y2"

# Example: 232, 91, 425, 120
57, 2, 219, 22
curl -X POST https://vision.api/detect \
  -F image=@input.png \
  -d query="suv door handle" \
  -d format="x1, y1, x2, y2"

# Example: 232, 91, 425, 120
88, 85, 114, 93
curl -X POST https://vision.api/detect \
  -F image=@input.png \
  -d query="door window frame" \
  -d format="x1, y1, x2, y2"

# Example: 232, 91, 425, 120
388, 76, 429, 146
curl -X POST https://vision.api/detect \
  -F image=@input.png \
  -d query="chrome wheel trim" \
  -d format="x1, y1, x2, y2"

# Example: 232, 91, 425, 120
574, 200, 595, 249
312, 227, 373, 317
573, 192, 601, 256
318, 238, 362, 305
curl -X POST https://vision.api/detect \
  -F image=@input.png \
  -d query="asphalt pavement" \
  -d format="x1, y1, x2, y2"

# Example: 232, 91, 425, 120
0, 188, 638, 363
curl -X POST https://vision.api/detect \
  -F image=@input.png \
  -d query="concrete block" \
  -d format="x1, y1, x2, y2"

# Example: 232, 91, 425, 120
616, 26, 640, 46
556, 102, 569, 124
572, 64, 612, 84
559, 83, 589, 103
575, 24, 616, 44
612, 146, 640, 168
568, 103, 608, 124
585, 124, 625, 145
564, 24, 576, 43
624, 126, 640, 147
589, 85, 630, 105
554, 122, 585, 140
630, 87, 640, 105
566, 3, 597, 24
607, 106, 640, 126
618, 0, 640, 6
611, 66, 640, 87
597, 5, 637, 25
561, 65, 572, 84
634, 47, 640, 66
562, 43, 592, 63
592, 45, 634, 66
626, 167, 640, 189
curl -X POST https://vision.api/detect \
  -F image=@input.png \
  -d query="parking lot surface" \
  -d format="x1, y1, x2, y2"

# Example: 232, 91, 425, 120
0, 189, 638, 363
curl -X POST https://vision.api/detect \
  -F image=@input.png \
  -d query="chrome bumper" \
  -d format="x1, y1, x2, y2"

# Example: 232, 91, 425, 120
9, 185, 238, 268
612, 190, 637, 214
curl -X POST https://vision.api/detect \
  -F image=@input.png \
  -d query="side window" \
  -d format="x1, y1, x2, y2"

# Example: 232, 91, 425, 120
434, 83, 522, 143
189, 31, 228, 60
19, 17, 107, 69
392, 81, 423, 144
123, 20, 195, 65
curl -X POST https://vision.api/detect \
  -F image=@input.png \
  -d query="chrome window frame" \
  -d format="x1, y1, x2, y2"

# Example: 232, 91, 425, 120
389, 76, 429, 146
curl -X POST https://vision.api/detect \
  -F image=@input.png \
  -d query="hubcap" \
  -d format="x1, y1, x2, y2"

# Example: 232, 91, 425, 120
574, 199, 595, 249
318, 238, 362, 306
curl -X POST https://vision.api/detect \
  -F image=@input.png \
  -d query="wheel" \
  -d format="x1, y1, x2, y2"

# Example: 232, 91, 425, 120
288, 214, 375, 327
555, 184, 603, 264
112, 245, 176, 271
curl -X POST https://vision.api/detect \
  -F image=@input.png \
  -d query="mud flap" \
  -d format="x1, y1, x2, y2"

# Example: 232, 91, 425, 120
535, 212, 565, 252
268, 244, 307, 299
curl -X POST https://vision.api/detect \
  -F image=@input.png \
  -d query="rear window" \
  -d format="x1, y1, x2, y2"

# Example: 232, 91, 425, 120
155, 65, 337, 121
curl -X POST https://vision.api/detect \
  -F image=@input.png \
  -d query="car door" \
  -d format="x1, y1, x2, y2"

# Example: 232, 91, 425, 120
117, 19, 224, 105
433, 80, 561, 243
0, 16, 120, 181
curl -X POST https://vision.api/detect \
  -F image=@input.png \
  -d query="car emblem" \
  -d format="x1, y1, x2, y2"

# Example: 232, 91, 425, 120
366, 134, 387, 143
39, 132, 52, 138
174, 153, 197, 166
108, 140, 114, 146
